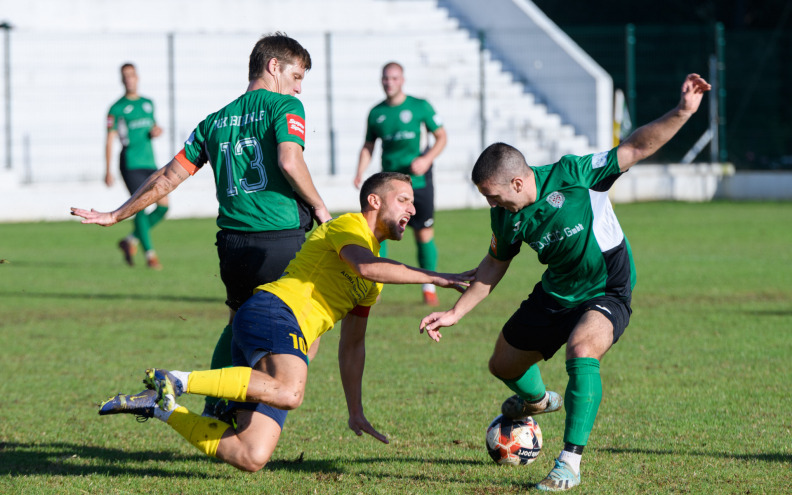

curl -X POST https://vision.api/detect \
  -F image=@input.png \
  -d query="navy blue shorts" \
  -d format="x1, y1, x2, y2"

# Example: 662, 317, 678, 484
502, 282, 632, 360
228, 290, 309, 428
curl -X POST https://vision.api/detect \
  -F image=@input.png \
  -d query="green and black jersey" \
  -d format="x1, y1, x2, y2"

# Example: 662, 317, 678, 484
107, 96, 157, 170
365, 95, 442, 189
181, 89, 311, 233
488, 148, 636, 308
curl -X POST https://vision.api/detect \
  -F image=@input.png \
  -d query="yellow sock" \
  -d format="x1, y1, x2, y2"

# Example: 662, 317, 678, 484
186, 367, 252, 402
166, 406, 230, 458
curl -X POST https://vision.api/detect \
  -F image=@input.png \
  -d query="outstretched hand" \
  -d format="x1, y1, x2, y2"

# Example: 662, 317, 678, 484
70, 207, 118, 226
419, 309, 462, 343
348, 412, 389, 444
431, 268, 477, 293
678, 73, 712, 117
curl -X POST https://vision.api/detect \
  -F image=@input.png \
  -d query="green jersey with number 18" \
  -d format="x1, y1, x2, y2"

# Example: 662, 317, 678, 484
488, 148, 636, 308
182, 89, 311, 232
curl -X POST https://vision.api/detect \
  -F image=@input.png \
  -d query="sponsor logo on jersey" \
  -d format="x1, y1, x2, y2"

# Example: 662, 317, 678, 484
286, 114, 306, 140
592, 151, 608, 169
399, 109, 413, 124
546, 191, 565, 208
528, 223, 585, 252
376, 114, 387, 124
185, 131, 195, 146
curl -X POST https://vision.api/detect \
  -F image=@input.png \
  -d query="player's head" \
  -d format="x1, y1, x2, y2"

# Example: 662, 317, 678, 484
472, 143, 533, 211
360, 172, 415, 241
120, 63, 138, 94
249, 32, 312, 95
381, 62, 404, 99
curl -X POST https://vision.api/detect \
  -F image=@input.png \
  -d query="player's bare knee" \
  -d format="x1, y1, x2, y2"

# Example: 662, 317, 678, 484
235, 448, 272, 472
488, 354, 507, 379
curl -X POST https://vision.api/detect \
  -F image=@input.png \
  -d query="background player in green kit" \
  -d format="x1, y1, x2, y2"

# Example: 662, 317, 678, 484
420, 73, 711, 492
106, 63, 167, 269
73, 33, 332, 417
354, 62, 447, 306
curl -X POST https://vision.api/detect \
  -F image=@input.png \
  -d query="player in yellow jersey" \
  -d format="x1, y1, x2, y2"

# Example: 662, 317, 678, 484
98, 172, 476, 472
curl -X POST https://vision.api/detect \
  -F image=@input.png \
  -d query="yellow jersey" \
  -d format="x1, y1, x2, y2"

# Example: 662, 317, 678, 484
259, 213, 383, 347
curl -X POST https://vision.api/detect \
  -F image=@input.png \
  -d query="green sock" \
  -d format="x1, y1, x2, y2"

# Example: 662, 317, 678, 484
147, 205, 168, 228
205, 324, 234, 411
563, 357, 602, 446
133, 211, 153, 252
379, 240, 388, 258
500, 364, 546, 402
416, 238, 438, 271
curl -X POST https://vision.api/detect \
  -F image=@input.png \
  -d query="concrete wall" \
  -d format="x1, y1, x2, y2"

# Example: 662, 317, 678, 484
1, 165, 789, 224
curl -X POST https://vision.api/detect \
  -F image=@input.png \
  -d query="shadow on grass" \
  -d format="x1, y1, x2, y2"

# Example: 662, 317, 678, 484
0, 290, 219, 304
0, 441, 222, 478
0, 441, 496, 483
601, 447, 792, 464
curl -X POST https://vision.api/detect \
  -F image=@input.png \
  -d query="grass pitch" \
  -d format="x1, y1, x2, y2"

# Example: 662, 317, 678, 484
1, 202, 791, 494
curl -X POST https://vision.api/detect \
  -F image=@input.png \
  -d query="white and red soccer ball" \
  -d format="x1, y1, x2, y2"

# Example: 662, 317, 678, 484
485, 414, 542, 465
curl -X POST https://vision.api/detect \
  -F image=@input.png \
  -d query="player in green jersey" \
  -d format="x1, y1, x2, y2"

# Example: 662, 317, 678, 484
420, 74, 711, 492
354, 62, 447, 306
106, 63, 167, 269
73, 33, 332, 417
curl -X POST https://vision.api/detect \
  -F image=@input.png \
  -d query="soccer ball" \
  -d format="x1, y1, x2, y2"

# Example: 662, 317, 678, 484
485, 414, 542, 465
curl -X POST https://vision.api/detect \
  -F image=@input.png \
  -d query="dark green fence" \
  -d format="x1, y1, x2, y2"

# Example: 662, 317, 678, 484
565, 24, 791, 170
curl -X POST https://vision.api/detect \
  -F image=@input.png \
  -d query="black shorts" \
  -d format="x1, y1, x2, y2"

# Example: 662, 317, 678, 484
408, 170, 435, 230
502, 282, 632, 360
120, 166, 156, 195
216, 228, 306, 311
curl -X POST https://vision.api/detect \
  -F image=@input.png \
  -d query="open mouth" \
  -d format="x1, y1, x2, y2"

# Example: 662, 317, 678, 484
398, 216, 410, 231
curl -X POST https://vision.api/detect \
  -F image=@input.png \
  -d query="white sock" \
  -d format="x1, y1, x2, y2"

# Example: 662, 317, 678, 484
125, 235, 138, 245
145, 249, 157, 259
153, 404, 175, 423
558, 450, 582, 475
422, 283, 435, 293
170, 370, 190, 390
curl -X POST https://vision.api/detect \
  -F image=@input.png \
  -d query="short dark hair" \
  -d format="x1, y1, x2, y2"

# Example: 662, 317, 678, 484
360, 172, 412, 210
471, 142, 530, 185
120, 62, 135, 73
248, 32, 312, 81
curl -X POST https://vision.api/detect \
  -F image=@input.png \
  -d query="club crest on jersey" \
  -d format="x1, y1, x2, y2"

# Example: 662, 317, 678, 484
286, 114, 306, 140
399, 110, 413, 123
546, 192, 565, 208
142, 102, 153, 113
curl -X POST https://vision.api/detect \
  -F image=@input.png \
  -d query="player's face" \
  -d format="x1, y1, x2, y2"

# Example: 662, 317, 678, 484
477, 179, 524, 212
381, 66, 404, 99
276, 63, 307, 96
377, 180, 415, 241
121, 67, 138, 94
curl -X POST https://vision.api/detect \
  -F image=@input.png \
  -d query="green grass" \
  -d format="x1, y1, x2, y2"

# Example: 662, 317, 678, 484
1, 202, 791, 494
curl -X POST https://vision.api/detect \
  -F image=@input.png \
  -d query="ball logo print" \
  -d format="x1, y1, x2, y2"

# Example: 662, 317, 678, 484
486, 414, 542, 465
